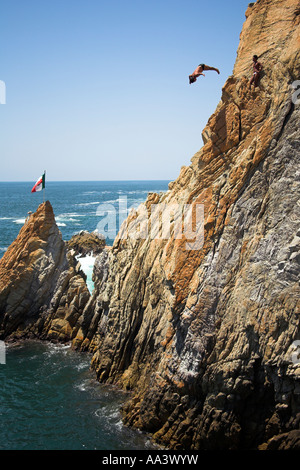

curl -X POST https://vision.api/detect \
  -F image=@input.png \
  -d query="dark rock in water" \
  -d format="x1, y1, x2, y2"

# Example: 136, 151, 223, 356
66, 230, 106, 257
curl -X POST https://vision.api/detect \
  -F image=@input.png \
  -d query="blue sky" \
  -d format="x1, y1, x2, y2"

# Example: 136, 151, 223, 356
0, 0, 251, 182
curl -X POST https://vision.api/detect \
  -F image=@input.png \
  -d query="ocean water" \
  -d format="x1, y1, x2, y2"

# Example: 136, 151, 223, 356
0, 181, 169, 450
0, 341, 155, 450
0, 180, 169, 291
0, 180, 169, 253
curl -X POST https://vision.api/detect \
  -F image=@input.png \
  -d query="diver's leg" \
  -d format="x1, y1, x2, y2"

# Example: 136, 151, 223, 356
203, 65, 220, 74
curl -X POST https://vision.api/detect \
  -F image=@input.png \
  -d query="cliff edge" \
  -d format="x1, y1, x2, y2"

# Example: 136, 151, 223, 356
73, 0, 300, 450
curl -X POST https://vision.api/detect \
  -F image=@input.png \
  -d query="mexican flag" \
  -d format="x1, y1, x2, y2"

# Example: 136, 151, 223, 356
31, 172, 45, 193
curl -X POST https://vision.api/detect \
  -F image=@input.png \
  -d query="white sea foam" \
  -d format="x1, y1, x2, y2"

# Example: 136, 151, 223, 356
101, 199, 120, 204
81, 191, 100, 195
115, 417, 124, 431
76, 254, 96, 293
14, 218, 26, 224
94, 406, 123, 436
56, 217, 78, 222
0, 217, 14, 220
76, 202, 100, 207
74, 380, 89, 391
43, 343, 71, 360
59, 213, 87, 218
94, 408, 104, 418
95, 406, 117, 420
46, 343, 71, 354
75, 362, 89, 371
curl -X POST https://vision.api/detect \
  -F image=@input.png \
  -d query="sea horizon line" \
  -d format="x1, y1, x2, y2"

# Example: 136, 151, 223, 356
0, 179, 172, 184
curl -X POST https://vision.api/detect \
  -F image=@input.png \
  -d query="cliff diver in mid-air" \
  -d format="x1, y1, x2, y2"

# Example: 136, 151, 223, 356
189, 63, 220, 84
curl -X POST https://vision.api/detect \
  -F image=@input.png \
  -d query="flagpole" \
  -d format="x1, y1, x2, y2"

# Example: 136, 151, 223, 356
43, 170, 46, 203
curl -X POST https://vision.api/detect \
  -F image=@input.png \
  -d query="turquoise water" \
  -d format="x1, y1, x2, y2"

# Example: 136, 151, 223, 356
0, 341, 154, 450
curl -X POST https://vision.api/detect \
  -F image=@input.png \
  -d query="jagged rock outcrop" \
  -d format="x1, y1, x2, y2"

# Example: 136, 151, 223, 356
0, 201, 90, 342
71, 248, 110, 352
72, 0, 300, 450
66, 230, 106, 257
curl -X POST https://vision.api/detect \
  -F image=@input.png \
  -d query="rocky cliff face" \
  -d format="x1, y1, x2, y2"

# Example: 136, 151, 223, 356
0, 201, 90, 342
72, 0, 300, 450
66, 230, 106, 257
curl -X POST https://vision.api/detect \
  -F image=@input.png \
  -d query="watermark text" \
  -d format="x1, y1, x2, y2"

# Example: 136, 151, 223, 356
96, 197, 204, 251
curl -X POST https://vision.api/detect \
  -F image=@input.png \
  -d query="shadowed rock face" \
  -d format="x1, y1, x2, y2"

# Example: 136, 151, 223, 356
66, 230, 106, 257
72, 0, 300, 450
0, 201, 90, 342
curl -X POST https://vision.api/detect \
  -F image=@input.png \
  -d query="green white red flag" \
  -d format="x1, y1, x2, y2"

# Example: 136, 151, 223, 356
31, 172, 45, 193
